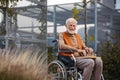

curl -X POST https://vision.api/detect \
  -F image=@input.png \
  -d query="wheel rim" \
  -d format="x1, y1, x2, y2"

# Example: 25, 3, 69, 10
48, 60, 67, 80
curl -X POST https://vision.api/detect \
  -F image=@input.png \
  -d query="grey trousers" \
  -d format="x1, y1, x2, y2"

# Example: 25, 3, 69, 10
76, 57, 103, 80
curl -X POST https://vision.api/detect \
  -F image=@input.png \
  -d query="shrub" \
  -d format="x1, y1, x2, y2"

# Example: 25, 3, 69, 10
101, 41, 120, 80
0, 47, 47, 80
48, 46, 56, 63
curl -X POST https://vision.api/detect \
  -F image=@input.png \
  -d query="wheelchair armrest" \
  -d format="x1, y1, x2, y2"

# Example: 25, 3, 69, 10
58, 50, 77, 66
59, 49, 73, 53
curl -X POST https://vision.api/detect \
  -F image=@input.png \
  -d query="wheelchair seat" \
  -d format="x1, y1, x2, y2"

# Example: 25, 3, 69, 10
58, 55, 75, 67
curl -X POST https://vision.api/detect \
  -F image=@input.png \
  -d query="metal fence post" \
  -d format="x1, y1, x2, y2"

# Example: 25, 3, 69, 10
94, 0, 98, 52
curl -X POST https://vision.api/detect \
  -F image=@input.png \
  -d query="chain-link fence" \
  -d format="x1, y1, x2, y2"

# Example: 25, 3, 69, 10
97, 2, 120, 52
0, 0, 47, 53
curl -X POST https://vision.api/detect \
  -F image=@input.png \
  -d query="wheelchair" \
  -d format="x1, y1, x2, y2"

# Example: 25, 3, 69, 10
48, 40, 104, 80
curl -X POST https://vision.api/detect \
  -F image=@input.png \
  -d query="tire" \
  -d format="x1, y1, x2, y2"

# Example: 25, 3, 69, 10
48, 60, 67, 80
77, 72, 82, 80
101, 74, 104, 80
67, 69, 82, 80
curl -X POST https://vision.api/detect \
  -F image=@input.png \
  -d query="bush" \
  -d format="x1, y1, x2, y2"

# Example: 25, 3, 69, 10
101, 41, 120, 80
48, 46, 57, 63
0, 47, 47, 80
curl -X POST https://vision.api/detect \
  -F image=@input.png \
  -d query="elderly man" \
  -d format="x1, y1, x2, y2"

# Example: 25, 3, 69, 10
58, 18, 103, 80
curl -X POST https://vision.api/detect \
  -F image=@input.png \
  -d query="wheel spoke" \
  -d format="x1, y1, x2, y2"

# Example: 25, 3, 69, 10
48, 60, 67, 80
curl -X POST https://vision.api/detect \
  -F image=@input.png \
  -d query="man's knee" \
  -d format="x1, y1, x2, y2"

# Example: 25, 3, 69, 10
87, 59, 95, 68
95, 58, 103, 67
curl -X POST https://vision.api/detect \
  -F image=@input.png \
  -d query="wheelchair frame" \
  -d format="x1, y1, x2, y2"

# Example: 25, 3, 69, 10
48, 39, 82, 80
48, 55, 82, 80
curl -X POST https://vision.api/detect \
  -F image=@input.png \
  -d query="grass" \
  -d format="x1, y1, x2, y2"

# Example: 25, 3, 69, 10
0, 47, 47, 80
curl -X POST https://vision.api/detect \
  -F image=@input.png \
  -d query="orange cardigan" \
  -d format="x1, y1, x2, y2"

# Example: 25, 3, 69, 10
59, 32, 83, 57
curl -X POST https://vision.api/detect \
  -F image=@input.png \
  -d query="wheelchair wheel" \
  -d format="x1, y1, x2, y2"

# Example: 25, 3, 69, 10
101, 74, 104, 80
67, 72, 82, 80
77, 72, 82, 80
48, 60, 67, 80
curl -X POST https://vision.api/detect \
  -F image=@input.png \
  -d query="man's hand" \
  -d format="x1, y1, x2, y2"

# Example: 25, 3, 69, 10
85, 47, 93, 54
85, 47, 94, 56
77, 49, 87, 56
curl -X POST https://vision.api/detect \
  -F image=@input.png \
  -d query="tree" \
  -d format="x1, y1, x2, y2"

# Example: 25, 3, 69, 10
38, 0, 47, 40
72, 0, 94, 46
0, 0, 21, 35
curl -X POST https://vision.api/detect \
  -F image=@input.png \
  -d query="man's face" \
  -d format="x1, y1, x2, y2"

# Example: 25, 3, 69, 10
66, 20, 77, 34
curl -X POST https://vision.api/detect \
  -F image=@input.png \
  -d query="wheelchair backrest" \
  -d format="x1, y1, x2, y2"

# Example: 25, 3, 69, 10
52, 39, 73, 55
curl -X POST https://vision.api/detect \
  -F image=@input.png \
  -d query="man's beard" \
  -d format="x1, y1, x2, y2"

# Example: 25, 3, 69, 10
67, 29, 76, 34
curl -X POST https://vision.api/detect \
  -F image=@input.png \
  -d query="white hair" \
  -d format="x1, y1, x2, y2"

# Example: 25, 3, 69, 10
65, 18, 77, 25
